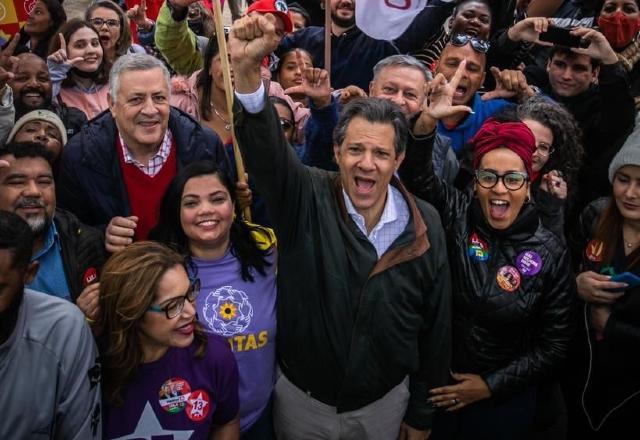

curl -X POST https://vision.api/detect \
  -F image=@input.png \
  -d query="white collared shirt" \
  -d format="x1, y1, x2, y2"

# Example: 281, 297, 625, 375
343, 185, 410, 258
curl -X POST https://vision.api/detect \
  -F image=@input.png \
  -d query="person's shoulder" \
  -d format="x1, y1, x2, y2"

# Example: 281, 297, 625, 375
200, 334, 236, 370
54, 208, 104, 242
22, 290, 87, 340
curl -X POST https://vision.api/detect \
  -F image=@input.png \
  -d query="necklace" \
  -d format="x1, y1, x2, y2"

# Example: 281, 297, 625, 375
210, 102, 231, 131
624, 238, 640, 248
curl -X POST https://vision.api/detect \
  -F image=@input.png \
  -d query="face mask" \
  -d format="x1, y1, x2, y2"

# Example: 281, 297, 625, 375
598, 11, 640, 49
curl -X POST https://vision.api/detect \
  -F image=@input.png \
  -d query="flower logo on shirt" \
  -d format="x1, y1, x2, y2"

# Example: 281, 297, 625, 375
202, 285, 253, 337
219, 302, 237, 320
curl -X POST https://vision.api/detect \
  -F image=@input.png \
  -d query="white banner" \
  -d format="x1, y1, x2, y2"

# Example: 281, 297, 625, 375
355, 0, 428, 40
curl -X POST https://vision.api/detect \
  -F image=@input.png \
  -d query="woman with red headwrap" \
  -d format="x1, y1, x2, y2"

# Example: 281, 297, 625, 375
399, 61, 573, 439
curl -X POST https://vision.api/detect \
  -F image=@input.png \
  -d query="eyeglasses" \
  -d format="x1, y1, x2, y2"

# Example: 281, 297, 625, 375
147, 278, 200, 319
450, 33, 491, 53
534, 142, 554, 157
475, 169, 529, 191
279, 118, 294, 131
90, 18, 120, 28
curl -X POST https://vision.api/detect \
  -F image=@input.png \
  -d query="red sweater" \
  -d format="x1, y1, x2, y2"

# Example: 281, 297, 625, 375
116, 138, 177, 240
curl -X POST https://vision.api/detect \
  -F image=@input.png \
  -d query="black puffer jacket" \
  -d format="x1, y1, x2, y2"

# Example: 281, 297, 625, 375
400, 130, 573, 400
54, 208, 107, 302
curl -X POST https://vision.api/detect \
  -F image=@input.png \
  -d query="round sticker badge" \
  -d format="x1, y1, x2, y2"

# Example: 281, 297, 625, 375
496, 266, 521, 292
516, 250, 543, 276
186, 389, 211, 422
158, 377, 192, 414
468, 232, 490, 261
585, 239, 604, 262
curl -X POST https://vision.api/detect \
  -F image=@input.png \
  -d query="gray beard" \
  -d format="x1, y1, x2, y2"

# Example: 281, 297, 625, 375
25, 215, 50, 236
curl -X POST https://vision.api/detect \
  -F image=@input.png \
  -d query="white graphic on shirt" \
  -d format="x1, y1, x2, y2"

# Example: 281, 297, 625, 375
202, 285, 253, 337
111, 401, 193, 440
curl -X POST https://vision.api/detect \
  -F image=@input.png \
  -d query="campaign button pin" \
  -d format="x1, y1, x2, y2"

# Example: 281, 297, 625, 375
585, 239, 604, 262
158, 377, 191, 414
186, 390, 211, 422
516, 250, 542, 276
496, 266, 521, 292
468, 232, 490, 262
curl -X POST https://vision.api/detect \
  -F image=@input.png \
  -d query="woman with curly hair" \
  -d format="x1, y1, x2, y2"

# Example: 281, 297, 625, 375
100, 241, 240, 439
496, 96, 584, 238
150, 161, 278, 439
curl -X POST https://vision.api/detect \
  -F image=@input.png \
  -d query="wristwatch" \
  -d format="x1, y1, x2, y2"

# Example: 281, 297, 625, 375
166, 0, 188, 22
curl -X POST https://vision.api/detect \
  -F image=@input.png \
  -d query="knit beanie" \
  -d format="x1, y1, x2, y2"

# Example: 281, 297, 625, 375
7, 109, 68, 145
609, 124, 640, 182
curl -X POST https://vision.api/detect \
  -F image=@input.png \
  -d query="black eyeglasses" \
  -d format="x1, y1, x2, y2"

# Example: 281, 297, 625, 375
147, 278, 200, 319
90, 18, 120, 28
475, 169, 529, 191
279, 118, 294, 131
450, 33, 491, 53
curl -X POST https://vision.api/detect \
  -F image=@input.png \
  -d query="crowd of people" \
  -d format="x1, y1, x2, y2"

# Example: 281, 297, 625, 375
1, 0, 640, 439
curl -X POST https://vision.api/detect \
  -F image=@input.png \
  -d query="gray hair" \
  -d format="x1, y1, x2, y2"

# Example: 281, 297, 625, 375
333, 98, 408, 156
109, 54, 171, 104
372, 55, 433, 83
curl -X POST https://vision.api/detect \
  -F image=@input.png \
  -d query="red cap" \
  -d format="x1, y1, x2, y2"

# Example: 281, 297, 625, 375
246, 0, 293, 33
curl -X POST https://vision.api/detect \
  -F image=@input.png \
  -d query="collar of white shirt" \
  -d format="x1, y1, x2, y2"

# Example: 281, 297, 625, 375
342, 185, 398, 239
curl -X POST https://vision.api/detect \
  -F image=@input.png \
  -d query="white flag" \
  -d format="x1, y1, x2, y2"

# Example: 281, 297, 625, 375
355, 0, 428, 41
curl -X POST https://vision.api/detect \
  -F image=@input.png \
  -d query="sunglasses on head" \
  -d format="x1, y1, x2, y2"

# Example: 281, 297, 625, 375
450, 33, 491, 54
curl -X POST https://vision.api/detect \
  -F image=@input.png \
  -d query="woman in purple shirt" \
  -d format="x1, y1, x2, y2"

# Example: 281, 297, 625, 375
99, 241, 240, 440
151, 161, 278, 439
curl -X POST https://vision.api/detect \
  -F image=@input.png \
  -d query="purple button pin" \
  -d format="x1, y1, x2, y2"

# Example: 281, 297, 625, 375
516, 250, 542, 276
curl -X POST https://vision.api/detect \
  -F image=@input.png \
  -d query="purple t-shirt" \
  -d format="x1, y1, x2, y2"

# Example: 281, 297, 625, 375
191, 245, 277, 432
104, 335, 239, 439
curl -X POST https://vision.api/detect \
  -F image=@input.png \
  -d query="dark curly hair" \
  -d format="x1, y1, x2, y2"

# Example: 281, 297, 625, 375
515, 96, 584, 191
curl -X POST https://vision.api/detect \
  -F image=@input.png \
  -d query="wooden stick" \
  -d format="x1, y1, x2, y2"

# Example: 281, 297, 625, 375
324, 0, 331, 77
211, 0, 252, 222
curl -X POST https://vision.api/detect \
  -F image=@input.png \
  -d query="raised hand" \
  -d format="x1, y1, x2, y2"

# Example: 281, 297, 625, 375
284, 49, 333, 107
339, 85, 367, 106
76, 282, 101, 322
0, 35, 20, 89
539, 170, 568, 199
47, 33, 84, 67
229, 14, 282, 92
570, 27, 618, 65
482, 66, 534, 101
127, 0, 153, 29
424, 60, 473, 120
507, 17, 552, 44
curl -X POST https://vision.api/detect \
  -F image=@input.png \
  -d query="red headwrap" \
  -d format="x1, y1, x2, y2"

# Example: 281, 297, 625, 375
470, 118, 538, 181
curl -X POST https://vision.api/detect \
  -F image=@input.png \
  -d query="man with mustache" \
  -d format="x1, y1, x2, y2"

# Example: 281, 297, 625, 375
277, 0, 456, 91
0, 210, 102, 440
57, 53, 229, 250
0, 37, 87, 144
0, 142, 106, 320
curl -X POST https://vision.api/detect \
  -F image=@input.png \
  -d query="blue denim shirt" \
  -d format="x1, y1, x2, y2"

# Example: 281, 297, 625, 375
27, 221, 71, 300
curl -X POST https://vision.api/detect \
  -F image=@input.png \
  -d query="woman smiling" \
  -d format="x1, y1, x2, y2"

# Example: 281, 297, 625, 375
399, 63, 573, 438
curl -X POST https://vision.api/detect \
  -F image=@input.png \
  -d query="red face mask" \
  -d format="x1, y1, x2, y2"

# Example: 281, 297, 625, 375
598, 11, 640, 49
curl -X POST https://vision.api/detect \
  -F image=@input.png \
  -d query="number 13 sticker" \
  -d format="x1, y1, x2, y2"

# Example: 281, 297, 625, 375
186, 390, 211, 422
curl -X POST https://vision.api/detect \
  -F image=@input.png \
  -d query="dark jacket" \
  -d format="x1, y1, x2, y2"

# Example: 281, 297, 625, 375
567, 198, 640, 429
525, 62, 636, 210
400, 130, 573, 401
57, 107, 228, 229
54, 208, 107, 302
277, 0, 454, 91
234, 96, 452, 430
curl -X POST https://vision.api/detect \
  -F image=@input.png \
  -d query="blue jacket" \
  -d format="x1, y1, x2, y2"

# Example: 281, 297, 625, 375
57, 107, 229, 229
278, 1, 454, 91
437, 93, 511, 154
